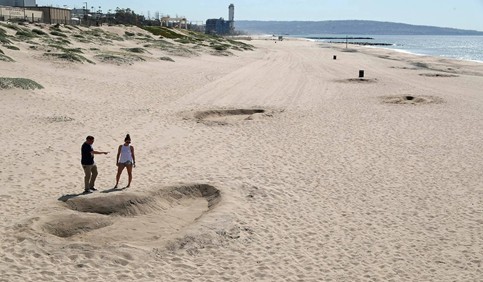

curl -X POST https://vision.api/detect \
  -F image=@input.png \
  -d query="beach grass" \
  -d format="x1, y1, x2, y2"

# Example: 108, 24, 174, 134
211, 44, 229, 51
0, 37, 11, 44
95, 52, 145, 65
81, 28, 124, 42
1, 23, 254, 66
142, 39, 195, 56
43, 52, 94, 64
122, 47, 147, 54
32, 29, 48, 36
49, 23, 62, 31
5, 45, 20, 51
159, 56, 175, 62
15, 30, 37, 39
0, 77, 43, 90
175, 38, 196, 44
0, 53, 15, 62
48, 45, 83, 53
42, 37, 72, 46
95, 54, 129, 64
63, 25, 76, 31
140, 28, 253, 56
142, 26, 185, 39
50, 31, 68, 38
143, 38, 174, 47
0, 23, 22, 31
227, 39, 254, 51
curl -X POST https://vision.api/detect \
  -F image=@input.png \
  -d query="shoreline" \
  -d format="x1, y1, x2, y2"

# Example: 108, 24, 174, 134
289, 34, 483, 63
370, 45, 483, 64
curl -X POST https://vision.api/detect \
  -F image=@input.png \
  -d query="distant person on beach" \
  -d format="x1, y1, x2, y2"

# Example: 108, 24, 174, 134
114, 134, 136, 189
81, 136, 109, 194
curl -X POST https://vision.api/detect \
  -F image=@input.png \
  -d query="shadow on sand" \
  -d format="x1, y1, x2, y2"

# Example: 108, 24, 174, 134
100, 187, 127, 194
57, 187, 128, 202
57, 193, 85, 202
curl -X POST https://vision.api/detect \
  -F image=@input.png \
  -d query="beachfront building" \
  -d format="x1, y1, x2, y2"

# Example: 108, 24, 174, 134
71, 8, 87, 18
0, 1, 71, 24
205, 4, 235, 35
71, 7, 107, 25
205, 18, 232, 35
0, 6, 71, 24
0, 5, 42, 22
161, 16, 188, 29
28, 6, 71, 24
0, 0, 36, 7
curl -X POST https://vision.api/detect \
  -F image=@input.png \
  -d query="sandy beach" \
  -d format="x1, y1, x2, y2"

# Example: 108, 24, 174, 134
1, 24, 482, 281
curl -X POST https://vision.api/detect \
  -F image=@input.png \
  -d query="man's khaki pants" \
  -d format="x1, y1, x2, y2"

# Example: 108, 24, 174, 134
82, 164, 98, 190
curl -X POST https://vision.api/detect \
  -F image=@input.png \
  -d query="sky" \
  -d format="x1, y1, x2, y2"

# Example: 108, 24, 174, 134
36, 0, 483, 31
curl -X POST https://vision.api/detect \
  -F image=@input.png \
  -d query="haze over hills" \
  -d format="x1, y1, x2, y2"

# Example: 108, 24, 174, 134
235, 20, 483, 36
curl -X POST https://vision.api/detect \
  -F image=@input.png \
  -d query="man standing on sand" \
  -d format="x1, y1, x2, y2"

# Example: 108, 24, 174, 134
81, 136, 109, 194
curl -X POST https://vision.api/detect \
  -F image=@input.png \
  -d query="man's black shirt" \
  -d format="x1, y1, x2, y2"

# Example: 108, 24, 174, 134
81, 142, 94, 165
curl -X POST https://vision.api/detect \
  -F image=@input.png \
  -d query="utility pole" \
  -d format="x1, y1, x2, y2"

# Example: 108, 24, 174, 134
83, 2, 87, 25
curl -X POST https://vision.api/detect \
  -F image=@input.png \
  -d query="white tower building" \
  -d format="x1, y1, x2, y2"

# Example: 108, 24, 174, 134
228, 4, 234, 22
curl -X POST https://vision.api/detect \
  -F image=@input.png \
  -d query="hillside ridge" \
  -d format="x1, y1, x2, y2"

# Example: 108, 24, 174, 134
235, 20, 483, 35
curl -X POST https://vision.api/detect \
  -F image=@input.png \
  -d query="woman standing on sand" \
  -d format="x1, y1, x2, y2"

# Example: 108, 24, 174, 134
115, 134, 135, 188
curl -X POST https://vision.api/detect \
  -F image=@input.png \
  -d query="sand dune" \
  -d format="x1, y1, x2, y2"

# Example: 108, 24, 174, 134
1, 24, 483, 281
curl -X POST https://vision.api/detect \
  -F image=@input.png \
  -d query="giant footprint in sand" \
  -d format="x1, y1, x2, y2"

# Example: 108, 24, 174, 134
31, 184, 221, 248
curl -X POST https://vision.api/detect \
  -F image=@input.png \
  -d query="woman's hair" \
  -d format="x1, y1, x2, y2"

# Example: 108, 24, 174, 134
124, 134, 131, 142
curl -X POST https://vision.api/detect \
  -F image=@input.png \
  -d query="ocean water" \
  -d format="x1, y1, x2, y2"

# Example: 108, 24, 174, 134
308, 35, 483, 63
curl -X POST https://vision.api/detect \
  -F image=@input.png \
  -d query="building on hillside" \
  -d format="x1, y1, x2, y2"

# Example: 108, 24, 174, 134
205, 4, 235, 35
0, 0, 36, 7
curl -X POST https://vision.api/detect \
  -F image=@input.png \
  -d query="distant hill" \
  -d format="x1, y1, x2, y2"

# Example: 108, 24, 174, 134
235, 20, 483, 36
